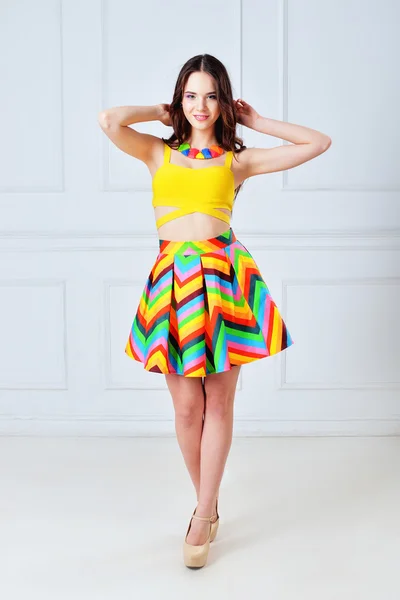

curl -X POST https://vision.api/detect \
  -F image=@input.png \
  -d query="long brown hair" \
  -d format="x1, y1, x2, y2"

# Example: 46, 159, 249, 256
162, 54, 247, 200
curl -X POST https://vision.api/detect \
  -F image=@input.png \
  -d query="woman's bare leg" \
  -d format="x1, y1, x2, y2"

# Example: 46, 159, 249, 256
186, 365, 241, 545
165, 374, 205, 499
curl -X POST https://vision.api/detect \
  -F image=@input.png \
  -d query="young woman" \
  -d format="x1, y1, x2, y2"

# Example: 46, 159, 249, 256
98, 54, 331, 569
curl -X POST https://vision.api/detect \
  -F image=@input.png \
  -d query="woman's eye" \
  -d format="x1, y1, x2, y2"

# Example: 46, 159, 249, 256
185, 94, 217, 100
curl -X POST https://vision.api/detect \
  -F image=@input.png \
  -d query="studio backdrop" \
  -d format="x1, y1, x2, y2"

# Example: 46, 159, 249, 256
0, 0, 399, 436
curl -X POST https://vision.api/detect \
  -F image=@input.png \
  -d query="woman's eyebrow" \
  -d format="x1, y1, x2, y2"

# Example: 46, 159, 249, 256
185, 90, 216, 94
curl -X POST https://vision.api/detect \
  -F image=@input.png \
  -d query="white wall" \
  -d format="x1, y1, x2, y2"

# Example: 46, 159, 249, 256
0, 0, 399, 436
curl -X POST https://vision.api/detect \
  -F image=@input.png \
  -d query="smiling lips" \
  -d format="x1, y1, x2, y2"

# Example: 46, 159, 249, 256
194, 115, 209, 121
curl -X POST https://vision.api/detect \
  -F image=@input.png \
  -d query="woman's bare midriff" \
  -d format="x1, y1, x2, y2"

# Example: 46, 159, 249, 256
154, 209, 232, 241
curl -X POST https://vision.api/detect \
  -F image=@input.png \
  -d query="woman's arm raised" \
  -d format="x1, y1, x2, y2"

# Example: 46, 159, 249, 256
97, 104, 170, 163
234, 99, 332, 178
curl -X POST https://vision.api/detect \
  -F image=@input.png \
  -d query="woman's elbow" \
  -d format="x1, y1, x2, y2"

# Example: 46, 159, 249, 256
320, 136, 332, 152
98, 110, 114, 129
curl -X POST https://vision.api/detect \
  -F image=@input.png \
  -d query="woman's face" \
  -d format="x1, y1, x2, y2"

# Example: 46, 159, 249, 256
181, 71, 220, 133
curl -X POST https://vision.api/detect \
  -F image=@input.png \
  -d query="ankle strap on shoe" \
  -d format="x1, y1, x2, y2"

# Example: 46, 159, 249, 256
192, 514, 218, 524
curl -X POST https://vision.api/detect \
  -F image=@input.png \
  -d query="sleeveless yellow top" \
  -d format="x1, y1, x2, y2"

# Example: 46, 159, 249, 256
152, 142, 235, 229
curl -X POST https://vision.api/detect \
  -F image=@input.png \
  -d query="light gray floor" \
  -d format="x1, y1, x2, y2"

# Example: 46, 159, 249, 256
1, 436, 399, 599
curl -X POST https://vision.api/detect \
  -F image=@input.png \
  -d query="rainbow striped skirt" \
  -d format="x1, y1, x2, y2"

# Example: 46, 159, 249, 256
124, 228, 294, 377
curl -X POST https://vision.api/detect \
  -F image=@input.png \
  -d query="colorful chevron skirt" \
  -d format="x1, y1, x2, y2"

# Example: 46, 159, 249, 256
124, 228, 294, 377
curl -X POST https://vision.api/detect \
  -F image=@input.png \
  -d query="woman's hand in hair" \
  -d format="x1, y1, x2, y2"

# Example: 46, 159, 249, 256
234, 98, 260, 129
158, 103, 172, 127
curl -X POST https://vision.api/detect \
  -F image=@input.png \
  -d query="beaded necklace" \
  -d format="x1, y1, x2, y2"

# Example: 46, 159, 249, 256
177, 142, 224, 160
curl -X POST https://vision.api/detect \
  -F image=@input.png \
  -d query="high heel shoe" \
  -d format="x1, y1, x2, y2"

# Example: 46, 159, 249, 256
183, 508, 218, 569
210, 496, 219, 543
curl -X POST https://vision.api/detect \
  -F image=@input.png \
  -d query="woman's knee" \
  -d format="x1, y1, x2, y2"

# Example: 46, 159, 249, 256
205, 392, 233, 418
203, 368, 240, 418
165, 375, 205, 425
203, 384, 234, 418
175, 394, 205, 425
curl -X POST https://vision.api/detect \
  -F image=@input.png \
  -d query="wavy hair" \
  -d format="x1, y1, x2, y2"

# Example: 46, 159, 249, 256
162, 54, 247, 200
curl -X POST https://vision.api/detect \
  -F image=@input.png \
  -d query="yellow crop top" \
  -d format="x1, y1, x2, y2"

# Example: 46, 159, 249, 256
151, 142, 235, 229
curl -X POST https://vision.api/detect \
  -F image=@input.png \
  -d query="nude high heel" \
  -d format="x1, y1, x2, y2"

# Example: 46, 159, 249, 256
210, 496, 220, 543
183, 508, 218, 569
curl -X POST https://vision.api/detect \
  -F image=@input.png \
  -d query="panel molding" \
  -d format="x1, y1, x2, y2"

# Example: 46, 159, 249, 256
280, 0, 400, 192
0, 229, 399, 252
0, 279, 68, 389
0, 0, 64, 194
280, 277, 400, 390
